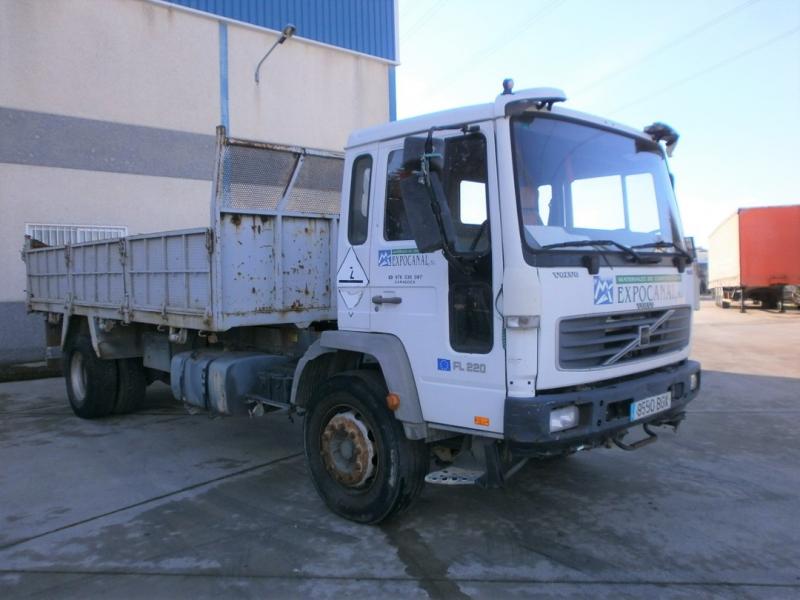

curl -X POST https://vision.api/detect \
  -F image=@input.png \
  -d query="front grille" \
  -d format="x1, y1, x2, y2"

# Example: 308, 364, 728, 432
559, 307, 691, 370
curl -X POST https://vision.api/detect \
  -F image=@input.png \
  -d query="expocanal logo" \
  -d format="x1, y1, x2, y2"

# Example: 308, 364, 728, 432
377, 248, 434, 267
594, 274, 683, 307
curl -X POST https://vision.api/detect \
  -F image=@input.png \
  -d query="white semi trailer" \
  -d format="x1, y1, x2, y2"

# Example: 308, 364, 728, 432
23, 87, 701, 523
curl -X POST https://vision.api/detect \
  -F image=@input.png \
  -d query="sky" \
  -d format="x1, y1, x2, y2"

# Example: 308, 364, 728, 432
394, 0, 800, 247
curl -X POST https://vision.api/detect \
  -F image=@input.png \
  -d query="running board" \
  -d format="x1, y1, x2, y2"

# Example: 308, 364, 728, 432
425, 439, 529, 488
425, 467, 484, 486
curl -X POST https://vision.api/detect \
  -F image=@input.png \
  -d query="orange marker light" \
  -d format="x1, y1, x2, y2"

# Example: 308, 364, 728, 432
386, 393, 401, 412
474, 416, 490, 427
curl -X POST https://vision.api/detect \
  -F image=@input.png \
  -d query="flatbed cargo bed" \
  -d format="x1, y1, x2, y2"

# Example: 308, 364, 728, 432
23, 129, 344, 332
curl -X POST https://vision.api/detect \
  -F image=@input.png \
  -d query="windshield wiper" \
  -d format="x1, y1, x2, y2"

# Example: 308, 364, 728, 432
630, 241, 692, 261
539, 239, 654, 263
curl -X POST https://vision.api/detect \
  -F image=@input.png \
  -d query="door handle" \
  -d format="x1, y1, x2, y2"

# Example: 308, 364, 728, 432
372, 295, 402, 305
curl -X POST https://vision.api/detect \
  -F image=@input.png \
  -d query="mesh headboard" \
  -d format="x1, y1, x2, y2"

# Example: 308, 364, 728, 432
215, 131, 344, 216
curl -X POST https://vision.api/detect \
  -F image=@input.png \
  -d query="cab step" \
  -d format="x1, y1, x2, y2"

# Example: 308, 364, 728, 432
425, 438, 529, 487
425, 467, 484, 486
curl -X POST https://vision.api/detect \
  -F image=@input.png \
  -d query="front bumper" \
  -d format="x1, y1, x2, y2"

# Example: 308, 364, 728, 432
504, 360, 701, 454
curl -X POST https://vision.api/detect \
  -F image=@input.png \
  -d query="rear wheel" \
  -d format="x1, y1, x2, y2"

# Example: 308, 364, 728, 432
304, 372, 428, 524
64, 335, 117, 419
114, 358, 147, 414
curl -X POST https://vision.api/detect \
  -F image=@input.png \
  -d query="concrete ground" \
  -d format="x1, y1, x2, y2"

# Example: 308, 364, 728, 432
1, 300, 799, 599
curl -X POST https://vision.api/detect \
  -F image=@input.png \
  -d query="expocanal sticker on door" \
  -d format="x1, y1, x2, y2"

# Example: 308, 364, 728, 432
377, 248, 436, 286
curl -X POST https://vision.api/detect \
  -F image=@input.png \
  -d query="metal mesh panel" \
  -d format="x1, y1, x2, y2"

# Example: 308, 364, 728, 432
284, 155, 344, 215
219, 144, 297, 211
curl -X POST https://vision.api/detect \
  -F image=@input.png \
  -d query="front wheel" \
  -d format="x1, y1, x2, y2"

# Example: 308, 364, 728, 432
304, 372, 428, 524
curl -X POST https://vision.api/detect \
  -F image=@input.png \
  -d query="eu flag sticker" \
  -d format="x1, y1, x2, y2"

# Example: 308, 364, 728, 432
437, 358, 451, 372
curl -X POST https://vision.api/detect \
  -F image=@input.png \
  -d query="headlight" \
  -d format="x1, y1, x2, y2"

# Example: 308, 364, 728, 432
549, 405, 579, 433
690, 372, 699, 391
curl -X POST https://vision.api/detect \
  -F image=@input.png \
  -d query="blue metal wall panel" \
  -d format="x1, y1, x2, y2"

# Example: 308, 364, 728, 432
167, 0, 396, 60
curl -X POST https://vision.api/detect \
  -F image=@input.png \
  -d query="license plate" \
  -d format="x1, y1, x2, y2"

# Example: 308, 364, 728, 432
630, 391, 672, 422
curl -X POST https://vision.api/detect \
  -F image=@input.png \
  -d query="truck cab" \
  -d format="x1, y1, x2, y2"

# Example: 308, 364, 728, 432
296, 88, 700, 519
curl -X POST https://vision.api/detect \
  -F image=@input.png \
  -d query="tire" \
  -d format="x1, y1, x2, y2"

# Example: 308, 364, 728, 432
763, 292, 780, 310
114, 358, 147, 414
304, 371, 428, 524
64, 335, 118, 419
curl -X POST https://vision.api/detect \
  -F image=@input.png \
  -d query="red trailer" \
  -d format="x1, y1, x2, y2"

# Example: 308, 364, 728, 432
708, 205, 800, 310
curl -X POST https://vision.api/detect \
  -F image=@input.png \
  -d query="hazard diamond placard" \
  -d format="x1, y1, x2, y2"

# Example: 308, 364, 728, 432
336, 247, 368, 288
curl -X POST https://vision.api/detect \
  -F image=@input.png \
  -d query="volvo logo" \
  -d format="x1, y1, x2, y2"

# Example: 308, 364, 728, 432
603, 309, 675, 366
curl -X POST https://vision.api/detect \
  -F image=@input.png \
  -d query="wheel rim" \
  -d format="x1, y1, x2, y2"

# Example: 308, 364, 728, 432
320, 409, 376, 488
70, 352, 87, 404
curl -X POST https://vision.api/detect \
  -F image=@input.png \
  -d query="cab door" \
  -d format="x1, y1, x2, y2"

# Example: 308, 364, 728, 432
367, 122, 507, 434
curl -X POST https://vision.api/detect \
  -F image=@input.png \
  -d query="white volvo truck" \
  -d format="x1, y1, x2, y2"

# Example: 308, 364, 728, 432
23, 87, 701, 523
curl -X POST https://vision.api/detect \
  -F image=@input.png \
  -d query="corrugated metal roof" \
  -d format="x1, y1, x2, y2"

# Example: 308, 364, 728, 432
166, 0, 396, 60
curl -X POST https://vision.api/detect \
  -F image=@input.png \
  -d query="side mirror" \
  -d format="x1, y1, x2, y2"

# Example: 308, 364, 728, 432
644, 122, 679, 157
399, 136, 450, 254
400, 176, 444, 253
683, 236, 697, 260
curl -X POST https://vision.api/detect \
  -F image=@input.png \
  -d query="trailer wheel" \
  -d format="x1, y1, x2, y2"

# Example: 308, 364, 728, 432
114, 358, 147, 414
64, 335, 118, 419
304, 372, 428, 524
763, 293, 780, 310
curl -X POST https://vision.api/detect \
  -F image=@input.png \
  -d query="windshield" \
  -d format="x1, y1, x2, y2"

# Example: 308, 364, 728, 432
511, 116, 685, 254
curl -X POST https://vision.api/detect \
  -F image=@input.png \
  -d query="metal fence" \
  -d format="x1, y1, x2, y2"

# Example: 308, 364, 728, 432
25, 223, 128, 246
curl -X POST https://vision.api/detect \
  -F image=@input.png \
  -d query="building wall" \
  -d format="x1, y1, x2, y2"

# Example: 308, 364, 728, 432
0, 0, 393, 363
167, 0, 397, 60
227, 21, 390, 149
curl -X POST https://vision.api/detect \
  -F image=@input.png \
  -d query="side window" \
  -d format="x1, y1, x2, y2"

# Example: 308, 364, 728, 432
459, 181, 486, 225
444, 134, 493, 354
384, 150, 412, 241
384, 136, 489, 249
444, 135, 490, 254
347, 155, 372, 245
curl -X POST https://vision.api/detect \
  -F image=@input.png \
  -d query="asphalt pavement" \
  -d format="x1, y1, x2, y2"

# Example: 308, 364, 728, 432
1, 300, 799, 599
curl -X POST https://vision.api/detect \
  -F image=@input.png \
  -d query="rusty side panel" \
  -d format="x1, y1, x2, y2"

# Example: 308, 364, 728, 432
220, 213, 277, 315
281, 217, 332, 311
219, 213, 334, 320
